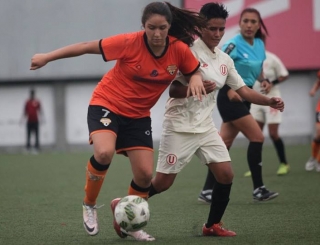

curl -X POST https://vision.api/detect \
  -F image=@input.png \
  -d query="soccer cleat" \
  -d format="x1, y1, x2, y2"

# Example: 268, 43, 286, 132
83, 203, 99, 236
316, 163, 320, 172
277, 163, 290, 175
253, 186, 279, 202
125, 230, 155, 241
244, 171, 251, 177
110, 198, 128, 238
202, 222, 236, 237
305, 157, 316, 171
198, 190, 212, 204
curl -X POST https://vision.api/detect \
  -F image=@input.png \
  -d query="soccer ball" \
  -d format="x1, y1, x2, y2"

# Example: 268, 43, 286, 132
114, 195, 150, 232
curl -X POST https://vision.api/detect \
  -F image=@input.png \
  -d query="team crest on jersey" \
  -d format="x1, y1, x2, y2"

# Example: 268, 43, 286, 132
166, 65, 177, 75
166, 154, 177, 165
100, 118, 111, 127
220, 64, 228, 76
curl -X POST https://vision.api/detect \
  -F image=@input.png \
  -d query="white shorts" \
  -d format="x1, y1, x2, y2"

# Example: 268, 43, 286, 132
156, 127, 231, 174
250, 104, 282, 124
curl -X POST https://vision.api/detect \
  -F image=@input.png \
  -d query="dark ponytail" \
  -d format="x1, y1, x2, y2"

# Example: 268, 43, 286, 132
141, 2, 206, 46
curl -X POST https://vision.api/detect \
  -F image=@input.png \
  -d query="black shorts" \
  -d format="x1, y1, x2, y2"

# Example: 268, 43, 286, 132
217, 85, 251, 122
316, 112, 320, 123
87, 105, 153, 154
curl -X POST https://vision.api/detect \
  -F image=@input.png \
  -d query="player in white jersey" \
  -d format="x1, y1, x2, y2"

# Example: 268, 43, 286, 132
147, 3, 284, 237
249, 51, 289, 176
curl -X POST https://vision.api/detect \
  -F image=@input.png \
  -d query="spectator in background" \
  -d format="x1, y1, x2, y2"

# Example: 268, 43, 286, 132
246, 50, 290, 176
22, 88, 43, 154
305, 70, 320, 172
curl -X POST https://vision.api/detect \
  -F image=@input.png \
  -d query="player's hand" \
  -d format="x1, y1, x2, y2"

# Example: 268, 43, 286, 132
269, 97, 284, 112
261, 80, 272, 94
227, 89, 242, 102
203, 80, 216, 94
30, 53, 48, 70
187, 76, 206, 101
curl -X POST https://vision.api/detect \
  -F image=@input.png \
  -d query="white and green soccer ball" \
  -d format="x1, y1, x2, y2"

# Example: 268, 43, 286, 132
114, 195, 150, 232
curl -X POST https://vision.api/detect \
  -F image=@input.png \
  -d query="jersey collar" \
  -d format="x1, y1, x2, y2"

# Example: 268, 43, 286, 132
197, 39, 217, 59
143, 32, 169, 59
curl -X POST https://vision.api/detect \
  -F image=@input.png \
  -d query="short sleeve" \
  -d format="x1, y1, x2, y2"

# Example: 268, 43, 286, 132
222, 42, 237, 59
173, 71, 188, 86
177, 44, 200, 76
225, 56, 246, 90
99, 33, 129, 62
273, 54, 289, 78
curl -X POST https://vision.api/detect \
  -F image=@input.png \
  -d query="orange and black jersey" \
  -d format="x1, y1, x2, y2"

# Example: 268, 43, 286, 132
90, 31, 200, 118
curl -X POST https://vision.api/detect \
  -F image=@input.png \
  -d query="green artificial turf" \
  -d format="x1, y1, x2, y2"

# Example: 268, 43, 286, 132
0, 144, 319, 244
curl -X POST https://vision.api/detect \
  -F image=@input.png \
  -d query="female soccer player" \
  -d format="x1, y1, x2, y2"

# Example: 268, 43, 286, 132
305, 70, 320, 172
199, 8, 280, 203
148, 3, 284, 237
249, 50, 290, 176
30, 1, 207, 241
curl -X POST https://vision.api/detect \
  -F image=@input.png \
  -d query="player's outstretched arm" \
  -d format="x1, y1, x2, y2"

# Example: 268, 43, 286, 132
30, 40, 101, 70
236, 85, 284, 111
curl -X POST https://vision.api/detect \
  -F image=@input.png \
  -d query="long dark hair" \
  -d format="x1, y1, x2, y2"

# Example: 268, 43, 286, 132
240, 8, 268, 41
141, 2, 206, 46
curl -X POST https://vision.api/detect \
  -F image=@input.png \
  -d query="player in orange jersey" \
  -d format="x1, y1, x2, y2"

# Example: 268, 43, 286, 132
30, 1, 207, 241
305, 70, 320, 172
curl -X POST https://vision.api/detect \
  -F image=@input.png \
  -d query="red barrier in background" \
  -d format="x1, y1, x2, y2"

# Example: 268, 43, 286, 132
184, 0, 320, 70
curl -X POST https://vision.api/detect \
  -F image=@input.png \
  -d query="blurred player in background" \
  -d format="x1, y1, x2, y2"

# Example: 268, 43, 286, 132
21, 88, 43, 154
305, 70, 320, 172
148, 2, 284, 237
30, 1, 207, 241
246, 50, 290, 176
199, 8, 279, 203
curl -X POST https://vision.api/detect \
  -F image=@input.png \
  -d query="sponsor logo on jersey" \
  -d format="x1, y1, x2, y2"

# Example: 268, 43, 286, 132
220, 64, 228, 76
201, 63, 208, 68
166, 64, 177, 75
150, 70, 158, 77
243, 53, 249, 58
100, 118, 111, 127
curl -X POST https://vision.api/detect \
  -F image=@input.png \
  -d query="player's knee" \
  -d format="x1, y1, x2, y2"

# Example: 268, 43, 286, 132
224, 171, 234, 184
94, 150, 113, 165
270, 133, 279, 141
136, 172, 153, 187
215, 169, 233, 184
251, 133, 264, 142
